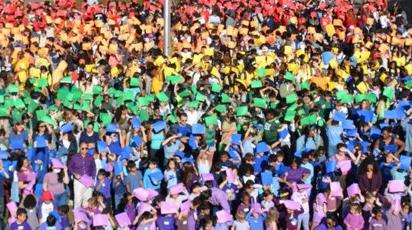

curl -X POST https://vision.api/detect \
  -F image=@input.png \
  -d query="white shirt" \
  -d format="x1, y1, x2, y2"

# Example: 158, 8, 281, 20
292, 191, 309, 213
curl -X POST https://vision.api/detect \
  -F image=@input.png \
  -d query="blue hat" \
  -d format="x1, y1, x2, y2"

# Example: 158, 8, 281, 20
261, 171, 273, 186
294, 147, 312, 158
333, 112, 346, 122
400, 155, 412, 171
189, 135, 198, 150
131, 136, 142, 147
114, 161, 123, 176
35, 136, 47, 148
120, 147, 133, 160
97, 141, 108, 152
279, 128, 289, 139
358, 110, 374, 123
276, 165, 289, 176
253, 124, 263, 130
255, 142, 270, 154
182, 157, 195, 164
174, 150, 185, 159
360, 141, 369, 153
342, 120, 355, 129
149, 171, 164, 183
87, 149, 95, 155
384, 144, 397, 153
346, 141, 355, 152
228, 148, 239, 160
384, 109, 405, 120
60, 122, 73, 134
10, 139, 24, 150
370, 127, 381, 139
397, 100, 411, 110
106, 123, 118, 133
326, 160, 337, 173
345, 129, 357, 137
131, 117, 141, 129
379, 123, 390, 128
231, 134, 242, 145
191, 123, 205, 135
152, 120, 167, 133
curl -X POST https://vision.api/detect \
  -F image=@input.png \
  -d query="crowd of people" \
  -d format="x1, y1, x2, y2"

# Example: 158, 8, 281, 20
0, 0, 412, 229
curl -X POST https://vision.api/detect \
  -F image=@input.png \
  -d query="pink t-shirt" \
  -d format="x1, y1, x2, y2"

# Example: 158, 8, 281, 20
43, 172, 65, 195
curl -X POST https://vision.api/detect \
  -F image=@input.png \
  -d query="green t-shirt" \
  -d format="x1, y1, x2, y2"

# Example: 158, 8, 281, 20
263, 119, 279, 144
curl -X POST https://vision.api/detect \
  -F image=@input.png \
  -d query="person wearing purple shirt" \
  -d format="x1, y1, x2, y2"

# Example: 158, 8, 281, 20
156, 215, 176, 230
68, 142, 96, 208
10, 208, 32, 230
208, 187, 231, 213
315, 215, 343, 230
285, 158, 310, 184
96, 169, 112, 207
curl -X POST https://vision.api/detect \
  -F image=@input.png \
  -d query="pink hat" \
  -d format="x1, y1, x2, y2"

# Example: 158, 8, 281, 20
115, 212, 131, 228
297, 184, 312, 190
330, 182, 343, 197
169, 183, 185, 195
73, 208, 90, 224
146, 188, 159, 200
338, 160, 352, 173
391, 198, 402, 214
201, 173, 214, 182
50, 158, 64, 169
251, 203, 262, 214
347, 183, 361, 197
226, 169, 236, 184
138, 203, 153, 214
160, 201, 178, 215
79, 175, 94, 187
388, 180, 405, 193
133, 188, 149, 201
180, 200, 192, 215
93, 214, 109, 227
283, 200, 301, 210
216, 210, 233, 223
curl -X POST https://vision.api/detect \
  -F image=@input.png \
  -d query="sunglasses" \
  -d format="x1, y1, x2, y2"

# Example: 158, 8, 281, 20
39, 125, 45, 128
81, 147, 88, 150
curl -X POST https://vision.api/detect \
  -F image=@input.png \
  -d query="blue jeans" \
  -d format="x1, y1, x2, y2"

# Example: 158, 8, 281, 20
54, 192, 67, 207
297, 212, 310, 230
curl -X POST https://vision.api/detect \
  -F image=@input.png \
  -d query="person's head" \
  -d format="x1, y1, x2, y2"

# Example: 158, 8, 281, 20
179, 113, 188, 125
325, 215, 337, 228
336, 143, 347, 155
350, 203, 361, 214
263, 190, 273, 201
79, 142, 88, 156
166, 158, 177, 170
42, 191, 54, 204
23, 194, 37, 209
220, 152, 229, 163
198, 203, 211, 216
97, 169, 108, 180
127, 160, 137, 172
235, 210, 245, 221
373, 207, 383, 219
46, 214, 57, 227
290, 157, 301, 169
37, 122, 47, 133
16, 208, 28, 223
86, 122, 94, 133
382, 127, 392, 139
149, 160, 158, 169
240, 192, 251, 204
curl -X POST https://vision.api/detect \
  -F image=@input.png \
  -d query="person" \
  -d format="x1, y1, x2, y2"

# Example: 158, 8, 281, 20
68, 142, 96, 208
358, 157, 382, 195
10, 208, 32, 230
43, 158, 69, 207
232, 210, 250, 230
125, 160, 143, 193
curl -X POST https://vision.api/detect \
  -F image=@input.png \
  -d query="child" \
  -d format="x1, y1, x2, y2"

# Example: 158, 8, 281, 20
164, 158, 178, 188
369, 207, 387, 230
125, 161, 143, 193
96, 169, 112, 208
261, 190, 275, 211
40, 191, 55, 224
292, 184, 310, 230
265, 207, 279, 230
143, 160, 163, 190
246, 204, 266, 230
344, 203, 365, 230
312, 193, 327, 230
10, 208, 31, 230
22, 194, 39, 230
57, 205, 71, 230
233, 211, 250, 229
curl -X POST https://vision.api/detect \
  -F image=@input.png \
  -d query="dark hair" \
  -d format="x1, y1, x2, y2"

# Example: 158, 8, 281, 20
16, 208, 27, 217
23, 194, 37, 209
46, 214, 57, 226
127, 160, 137, 170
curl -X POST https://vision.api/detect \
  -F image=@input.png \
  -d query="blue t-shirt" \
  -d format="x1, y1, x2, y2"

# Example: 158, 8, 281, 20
125, 171, 143, 192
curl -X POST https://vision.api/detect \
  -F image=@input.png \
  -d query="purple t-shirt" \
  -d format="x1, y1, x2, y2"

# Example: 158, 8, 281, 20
369, 218, 387, 230
10, 221, 32, 230
44, 172, 65, 195
344, 213, 365, 230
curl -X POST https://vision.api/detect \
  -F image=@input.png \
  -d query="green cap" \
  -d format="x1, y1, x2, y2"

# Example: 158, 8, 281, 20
221, 93, 231, 103
236, 106, 248, 116
0, 107, 8, 117
94, 95, 103, 107
93, 86, 103, 95
60, 77, 72, 84
286, 93, 298, 104
355, 93, 377, 103
253, 98, 267, 108
196, 93, 206, 102
406, 80, 412, 89
301, 81, 310, 90
300, 114, 317, 126
100, 112, 113, 125
8, 84, 19, 93
336, 90, 353, 104
36, 109, 47, 119
211, 83, 222, 93
383, 87, 395, 100
257, 67, 266, 77
284, 110, 296, 121
81, 102, 91, 112
139, 109, 149, 122
36, 79, 48, 88
285, 71, 296, 81
204, 114, 218, 126
39, 115, 55, 125
123, 89, 136, 101
178, 89, 191, 98
83, 93, 93, 101
215, 104, 227, 113
166, 75, 182, 85
138, 97, 150, 106
188, 101, 199, 108
130, 77, 140, 87
250, 80, 263, 89
13, 99, 25, 109
157, 92, 169, 102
